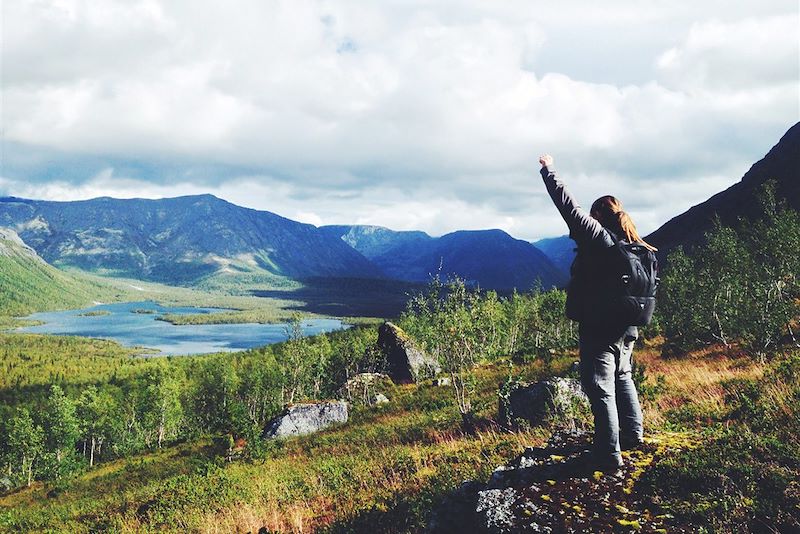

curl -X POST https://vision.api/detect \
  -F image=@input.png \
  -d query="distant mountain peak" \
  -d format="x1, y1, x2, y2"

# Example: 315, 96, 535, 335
0, 196, 34, 203
647, 122, 800, 255
323, 224, 566, 290
444, 229, 512, 239
532, 235, 574, 278
0, 197, 382, 284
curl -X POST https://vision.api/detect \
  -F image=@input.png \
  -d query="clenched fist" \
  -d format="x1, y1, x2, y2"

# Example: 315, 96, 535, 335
539, 154, 553, 168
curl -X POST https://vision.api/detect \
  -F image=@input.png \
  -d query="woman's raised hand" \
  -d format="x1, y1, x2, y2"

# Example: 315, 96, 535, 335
539, 154, 553, 168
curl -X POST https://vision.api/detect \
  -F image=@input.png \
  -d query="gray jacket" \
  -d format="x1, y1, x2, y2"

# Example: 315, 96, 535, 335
540, 165, 614, 249
540, 165, 637, 338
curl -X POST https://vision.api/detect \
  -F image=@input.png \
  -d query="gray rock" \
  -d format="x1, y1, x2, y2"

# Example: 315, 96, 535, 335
339, 372, 391, 405
499, 377, 590, 430
264, 401, 348, 439
343, 372, 390, 389
374, 393, 389, 404
435, 377, 451, 387
476, 488, 520, 533
378, 322, 440, 383
429, 430, 669, 532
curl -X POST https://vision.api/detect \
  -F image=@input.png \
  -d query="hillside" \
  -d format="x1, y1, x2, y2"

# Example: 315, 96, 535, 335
0, 228, 128, 317
323, 225, 567, 290
320, 225, 433, 259
1, 331, 795, 532
1, 218, 797, 531
647, 121, 800, 255
0, 195, 382, 286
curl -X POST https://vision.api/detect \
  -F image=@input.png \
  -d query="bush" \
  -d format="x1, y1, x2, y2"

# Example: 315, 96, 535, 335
659, 182, 800, 356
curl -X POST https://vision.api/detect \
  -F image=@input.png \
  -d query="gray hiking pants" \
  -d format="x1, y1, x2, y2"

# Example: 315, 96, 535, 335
579, 327, 644, 462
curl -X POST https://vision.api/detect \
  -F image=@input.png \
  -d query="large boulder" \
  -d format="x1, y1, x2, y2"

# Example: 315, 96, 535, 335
263, 401, 348, 439
499, 377, 590, 430
378, 322, 440, 383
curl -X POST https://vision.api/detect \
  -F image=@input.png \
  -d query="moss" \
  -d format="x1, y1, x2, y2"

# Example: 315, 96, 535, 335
616, 518, 642, 529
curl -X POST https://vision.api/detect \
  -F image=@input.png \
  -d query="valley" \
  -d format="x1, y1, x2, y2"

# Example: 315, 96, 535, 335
0, 123, 798, 532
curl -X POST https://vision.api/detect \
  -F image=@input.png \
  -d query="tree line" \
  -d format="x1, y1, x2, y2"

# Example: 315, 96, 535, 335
658, 182, 800, 355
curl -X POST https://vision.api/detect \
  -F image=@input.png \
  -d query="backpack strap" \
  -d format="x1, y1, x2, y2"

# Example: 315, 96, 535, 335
605, 228, 622, 246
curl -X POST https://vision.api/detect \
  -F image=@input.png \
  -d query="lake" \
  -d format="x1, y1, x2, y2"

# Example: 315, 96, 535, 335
17, 301, 348, 356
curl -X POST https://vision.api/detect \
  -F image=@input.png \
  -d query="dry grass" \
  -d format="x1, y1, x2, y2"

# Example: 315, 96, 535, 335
4, 341, 785, 533
636, 342, 765, 420
187, 425, 548, 534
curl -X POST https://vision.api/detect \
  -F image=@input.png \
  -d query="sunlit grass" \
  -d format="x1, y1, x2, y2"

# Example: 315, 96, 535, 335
1, 336, 796, 533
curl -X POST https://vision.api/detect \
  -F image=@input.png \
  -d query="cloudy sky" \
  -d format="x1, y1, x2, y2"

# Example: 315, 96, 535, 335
2, 0, 798, 240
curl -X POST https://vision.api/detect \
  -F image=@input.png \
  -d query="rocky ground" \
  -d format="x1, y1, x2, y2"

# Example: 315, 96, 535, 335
429, 429, 699, 533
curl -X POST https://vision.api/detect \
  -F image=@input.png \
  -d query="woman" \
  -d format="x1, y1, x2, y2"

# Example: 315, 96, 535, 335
538, 153, 656, 471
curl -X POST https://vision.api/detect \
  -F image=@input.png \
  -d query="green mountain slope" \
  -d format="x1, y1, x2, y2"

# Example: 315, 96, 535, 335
0, 228, 124, 316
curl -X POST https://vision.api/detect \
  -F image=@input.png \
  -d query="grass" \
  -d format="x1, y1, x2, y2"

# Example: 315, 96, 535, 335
633, 338, 767, 427
0, 251, 132, 317
15, 272, 412, 326
0, 360, 560, 533
249, 277, 425, 319
1, 330, 797, 532
636, 349, 800, 532
92, 273, 420, 323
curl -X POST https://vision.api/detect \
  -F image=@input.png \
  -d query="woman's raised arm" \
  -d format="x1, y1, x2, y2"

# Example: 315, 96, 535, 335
539, 154, 607, 244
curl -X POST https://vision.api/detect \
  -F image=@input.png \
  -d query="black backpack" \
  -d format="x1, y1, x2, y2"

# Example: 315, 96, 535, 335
565, 233, 659, 326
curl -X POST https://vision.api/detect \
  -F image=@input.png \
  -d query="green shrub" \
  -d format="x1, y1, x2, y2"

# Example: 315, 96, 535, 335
659, 182, 800, 356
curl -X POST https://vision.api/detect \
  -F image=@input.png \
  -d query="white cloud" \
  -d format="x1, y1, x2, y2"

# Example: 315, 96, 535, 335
1, 0, 797, 241
657, 15, 799, 91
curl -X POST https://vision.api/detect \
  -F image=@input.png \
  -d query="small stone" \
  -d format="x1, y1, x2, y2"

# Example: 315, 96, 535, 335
476, 488, 519, 531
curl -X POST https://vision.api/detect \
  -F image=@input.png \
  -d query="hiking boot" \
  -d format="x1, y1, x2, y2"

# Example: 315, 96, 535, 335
593, 453, 624, 473
620, 435, 645, 451
573, 450, 624, 474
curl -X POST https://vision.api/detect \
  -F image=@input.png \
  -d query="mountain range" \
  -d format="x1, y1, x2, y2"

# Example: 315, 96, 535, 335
1, 122, 796, 297
0, 195, 566, 292
321, 225, 566, 290
0, 195, 381, 285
